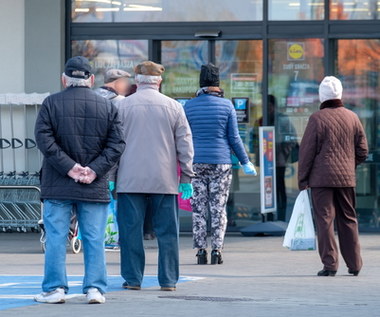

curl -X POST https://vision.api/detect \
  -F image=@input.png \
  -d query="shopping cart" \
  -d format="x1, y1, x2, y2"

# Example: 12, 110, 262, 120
39, 205, 82, 254
0, 172, 41, 233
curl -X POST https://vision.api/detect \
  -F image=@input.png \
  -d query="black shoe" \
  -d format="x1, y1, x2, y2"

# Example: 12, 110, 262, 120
196, 249, 208, 265
122, 282, 141, 290
348, 269, 360, 276
211, 250, 223, 265
317, 269, 337, 276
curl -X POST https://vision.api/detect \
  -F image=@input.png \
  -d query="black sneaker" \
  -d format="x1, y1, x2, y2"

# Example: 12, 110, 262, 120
211, 250, 223, 265
196, 249, 208, 265
317, 269, 337, 276
122, 282, 141, 290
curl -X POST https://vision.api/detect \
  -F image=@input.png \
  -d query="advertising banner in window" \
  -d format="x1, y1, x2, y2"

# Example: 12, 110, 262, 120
259, 126, 277, 214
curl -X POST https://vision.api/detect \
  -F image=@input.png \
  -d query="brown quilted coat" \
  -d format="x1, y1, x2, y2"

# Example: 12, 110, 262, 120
298, 99, 368, 190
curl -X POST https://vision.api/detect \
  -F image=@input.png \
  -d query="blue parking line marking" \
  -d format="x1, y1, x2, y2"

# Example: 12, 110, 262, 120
0, 275, 200, 311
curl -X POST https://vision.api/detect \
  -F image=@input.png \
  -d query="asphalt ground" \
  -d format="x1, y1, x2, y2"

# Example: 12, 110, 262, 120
0, 232, 379, 316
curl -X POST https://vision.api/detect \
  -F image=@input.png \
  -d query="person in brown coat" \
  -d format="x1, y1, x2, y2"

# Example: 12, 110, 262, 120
298, 76, 368, 277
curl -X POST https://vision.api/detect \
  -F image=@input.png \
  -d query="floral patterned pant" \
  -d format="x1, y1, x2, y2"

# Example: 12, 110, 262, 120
191, 164, 232, 250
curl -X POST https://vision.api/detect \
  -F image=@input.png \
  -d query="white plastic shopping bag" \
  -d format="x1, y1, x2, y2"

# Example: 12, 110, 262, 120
283, 190, 316, 251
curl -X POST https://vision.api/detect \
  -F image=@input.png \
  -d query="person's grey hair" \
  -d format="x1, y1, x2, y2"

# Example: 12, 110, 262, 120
62, 73, 92, 88
135, 74, 162, 85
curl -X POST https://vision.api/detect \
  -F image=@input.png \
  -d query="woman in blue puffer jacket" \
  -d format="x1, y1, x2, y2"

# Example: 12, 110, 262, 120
184, 63, 257, 265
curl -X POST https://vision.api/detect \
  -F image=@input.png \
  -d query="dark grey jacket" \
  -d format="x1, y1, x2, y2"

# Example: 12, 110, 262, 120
35, 86, 126, 202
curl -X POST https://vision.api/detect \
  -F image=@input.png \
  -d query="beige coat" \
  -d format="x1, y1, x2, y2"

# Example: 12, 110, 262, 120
116, 85, 194, 194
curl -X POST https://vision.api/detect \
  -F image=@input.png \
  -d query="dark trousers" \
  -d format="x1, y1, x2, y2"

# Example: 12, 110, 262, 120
117, 193, 179, 288
311, 187, 362, 272
276, 166, 287, 221
144, 197, 154, 235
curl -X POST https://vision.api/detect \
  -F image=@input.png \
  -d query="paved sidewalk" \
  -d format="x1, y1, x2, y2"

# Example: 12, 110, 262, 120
0, 232, 379, 316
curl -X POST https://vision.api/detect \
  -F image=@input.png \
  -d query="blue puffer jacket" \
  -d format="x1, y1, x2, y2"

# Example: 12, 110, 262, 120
184, 94, 249, 165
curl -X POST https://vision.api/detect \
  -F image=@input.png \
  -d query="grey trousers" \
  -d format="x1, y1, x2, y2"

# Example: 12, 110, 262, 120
191, 164, 232, 250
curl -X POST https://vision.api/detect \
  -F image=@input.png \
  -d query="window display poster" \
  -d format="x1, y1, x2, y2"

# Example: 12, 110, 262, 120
259, 126, 277, 214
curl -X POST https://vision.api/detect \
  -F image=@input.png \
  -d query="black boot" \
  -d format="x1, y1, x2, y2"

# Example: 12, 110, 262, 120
317, 269, 337, 276
348, 269, 360, 276
196, 249, 208, 265
211, 250, 223, 265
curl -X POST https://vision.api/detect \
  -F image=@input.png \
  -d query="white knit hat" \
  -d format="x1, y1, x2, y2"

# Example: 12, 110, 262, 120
319, 76, 343, 103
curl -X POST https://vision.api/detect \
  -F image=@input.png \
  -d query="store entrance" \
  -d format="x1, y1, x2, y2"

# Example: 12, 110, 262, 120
160, 40, 263, 231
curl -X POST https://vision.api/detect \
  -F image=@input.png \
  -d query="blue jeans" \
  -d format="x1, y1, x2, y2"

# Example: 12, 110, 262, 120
42, 200, 108, 294
117, 194, 179, 288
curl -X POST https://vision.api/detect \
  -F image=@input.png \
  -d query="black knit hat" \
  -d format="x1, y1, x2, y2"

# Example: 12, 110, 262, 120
199, 63, 220, 87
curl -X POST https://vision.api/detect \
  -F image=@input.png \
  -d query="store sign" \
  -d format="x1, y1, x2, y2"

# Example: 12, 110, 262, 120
287, 42, 305, 61
259, 127, 277, 214
232, 97, 249, 123
283, 42, 310, 75
230, 73, 257, 94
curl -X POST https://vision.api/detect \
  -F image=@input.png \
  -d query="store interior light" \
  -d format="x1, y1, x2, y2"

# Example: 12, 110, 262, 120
76, 0, 113, 3
288, 2, 300, 7
123, 5, 162, 11
96, 7, 120, 11
344, 8, 369, 11
75, 8, 90, 12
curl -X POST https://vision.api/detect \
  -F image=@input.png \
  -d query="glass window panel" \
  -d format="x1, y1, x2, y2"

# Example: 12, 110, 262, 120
337, 39, 380, 230
215, 40, 263, 227
161, 41, 208, 99
330, 0, 379, 20
160, 40, 208, 231
268, 0, 324, 20
71, 40, 149, 88
71, 0, 263, 22
268, 38, 324, 220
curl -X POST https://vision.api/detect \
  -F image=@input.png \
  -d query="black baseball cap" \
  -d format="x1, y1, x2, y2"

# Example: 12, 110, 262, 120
64, 56, 92, 79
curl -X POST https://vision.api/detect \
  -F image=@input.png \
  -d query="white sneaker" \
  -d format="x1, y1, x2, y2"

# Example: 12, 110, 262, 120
86, 287, 106, 304
34, 288, 65, 304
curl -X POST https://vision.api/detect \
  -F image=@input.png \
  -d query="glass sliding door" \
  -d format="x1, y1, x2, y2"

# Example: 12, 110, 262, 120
215, 40, 263, 229
268, 38, 324, 221
161, 40, 263, 231
161, 41, 208, 99
337, 39, 380, 231
161, 40, 208, 231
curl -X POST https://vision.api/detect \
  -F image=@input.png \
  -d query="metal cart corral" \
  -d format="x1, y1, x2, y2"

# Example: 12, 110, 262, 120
0, 181, 42, 232
0, 94, 47, 232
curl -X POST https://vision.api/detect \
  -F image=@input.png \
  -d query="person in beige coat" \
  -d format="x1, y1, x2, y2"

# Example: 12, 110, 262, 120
116, 61, 194, 291
298, 76, 368, 277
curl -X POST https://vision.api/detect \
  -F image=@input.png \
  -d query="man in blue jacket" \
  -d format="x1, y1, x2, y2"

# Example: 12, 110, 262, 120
34, 56, 125, 304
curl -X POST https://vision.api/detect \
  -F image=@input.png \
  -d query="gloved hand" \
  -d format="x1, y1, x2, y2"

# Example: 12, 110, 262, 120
109, 181, 115, 192
242, 162, 257, 176
178, 183, 194, 200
